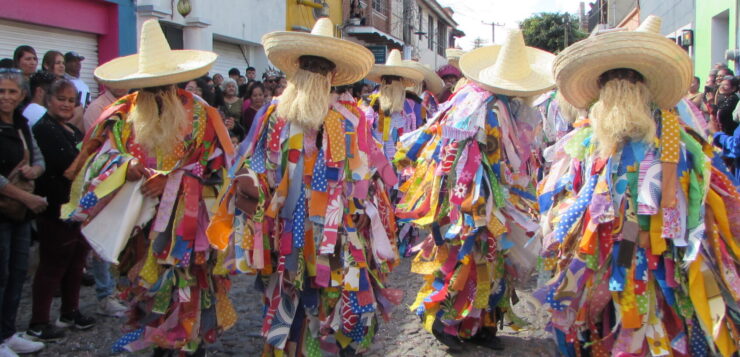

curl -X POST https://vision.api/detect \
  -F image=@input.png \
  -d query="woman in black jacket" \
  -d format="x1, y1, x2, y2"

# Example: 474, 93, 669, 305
26, 79, 95, 342
0, 68, 47, 355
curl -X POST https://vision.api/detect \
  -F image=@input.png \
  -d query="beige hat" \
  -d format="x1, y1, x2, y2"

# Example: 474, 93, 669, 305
554, 15, 693, 109
94, 19, 217, 89
403, 60, 444, 95
366, 49, 425, 87
460, 29, 555, 97
445, 48, 465, 69
262, 18, 374, 86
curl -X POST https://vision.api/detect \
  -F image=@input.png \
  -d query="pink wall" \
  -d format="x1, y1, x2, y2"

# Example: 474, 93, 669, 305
1, 0, 119, 64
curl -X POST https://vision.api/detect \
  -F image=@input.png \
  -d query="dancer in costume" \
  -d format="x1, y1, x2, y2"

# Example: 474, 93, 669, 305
61, 20, 236, 356
206, 18, 402, 356
362, 49, 424, 161
394, 29, 555, 351
404, 60, 444, 120
538, 16, 740, 357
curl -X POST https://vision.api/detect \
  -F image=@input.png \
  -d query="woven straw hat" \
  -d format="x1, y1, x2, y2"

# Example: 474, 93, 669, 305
446, 48, 465, 69
460, 29, 555, 97
262, 18, 374, 86
94, 19, 217, 89
403, 60, 444, 95
366, 49, 425, 87
554, 15, 693, 109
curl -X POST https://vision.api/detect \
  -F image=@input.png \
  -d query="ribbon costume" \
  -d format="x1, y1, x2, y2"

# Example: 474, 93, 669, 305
206, 19, 402, 356
537, 16, 740, 357
393, 29, 556, 351
61, 20, 236, 354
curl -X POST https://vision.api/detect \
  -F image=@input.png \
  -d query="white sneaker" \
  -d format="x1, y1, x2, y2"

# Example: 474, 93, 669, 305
4, 334, 43, 354
96, 295, 127, 317
0, 344, 18, 357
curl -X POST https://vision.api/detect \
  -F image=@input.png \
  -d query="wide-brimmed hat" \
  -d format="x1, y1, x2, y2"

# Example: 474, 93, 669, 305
262, 18, 374, 86
554, 15, 693, 109
445, 48, 465, 69
460, 29, 555, 97
403, 60, 444, 95
94, 19, 217, 89
366, 49, 424, 87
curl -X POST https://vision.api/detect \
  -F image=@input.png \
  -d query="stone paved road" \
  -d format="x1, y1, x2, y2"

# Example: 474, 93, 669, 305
16, 256, 556, 356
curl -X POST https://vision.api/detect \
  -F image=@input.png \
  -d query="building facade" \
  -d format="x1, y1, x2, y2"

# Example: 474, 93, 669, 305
285, 0, 342, 33
342, 0, 460, 72
135, 0, 285, 79
694, 0, 737, 79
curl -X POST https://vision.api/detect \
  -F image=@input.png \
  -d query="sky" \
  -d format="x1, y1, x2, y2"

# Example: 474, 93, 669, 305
436, 0, 585, 50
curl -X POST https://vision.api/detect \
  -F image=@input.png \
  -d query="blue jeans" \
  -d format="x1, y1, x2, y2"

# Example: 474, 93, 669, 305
0, 221, 31, 339
90, 255, 114, 301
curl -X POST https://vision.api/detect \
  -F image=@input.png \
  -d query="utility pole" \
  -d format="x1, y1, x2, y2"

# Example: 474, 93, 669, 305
481, 21, 505, 44
472, 37, 487, 49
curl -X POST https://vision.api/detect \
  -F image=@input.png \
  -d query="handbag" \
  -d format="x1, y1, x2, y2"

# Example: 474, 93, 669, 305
0, 130, 35, 221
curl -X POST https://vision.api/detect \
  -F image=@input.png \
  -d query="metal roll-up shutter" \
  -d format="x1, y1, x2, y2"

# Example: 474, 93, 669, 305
211, 40, 249, 79
0, 18, 99, 98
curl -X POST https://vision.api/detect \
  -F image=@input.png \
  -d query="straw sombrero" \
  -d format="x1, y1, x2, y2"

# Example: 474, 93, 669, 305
554, 15, 693, 109
366, 49, 424, 87
262, 18, 373, 86
403, 60, 444, 95
460, 29, 555, 97
445, 48, 465, 69
95, 19, 217, 89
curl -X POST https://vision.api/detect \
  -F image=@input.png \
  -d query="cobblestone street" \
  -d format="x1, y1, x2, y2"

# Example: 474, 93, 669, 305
15, 255, 556, 357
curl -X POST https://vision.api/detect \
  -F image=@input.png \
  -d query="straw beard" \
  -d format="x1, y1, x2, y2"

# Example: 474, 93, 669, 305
379, 80, 406, 114
277, 68, 332, 130
589, 79, 655, 157
129, 86, 189, 156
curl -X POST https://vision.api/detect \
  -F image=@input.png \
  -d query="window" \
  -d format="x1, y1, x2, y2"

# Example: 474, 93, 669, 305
372, 0, 387, 14
428, 15, 434, 50
437, 19, 446, 55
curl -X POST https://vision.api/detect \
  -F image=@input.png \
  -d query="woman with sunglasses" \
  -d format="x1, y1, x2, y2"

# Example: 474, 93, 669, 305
0, 68, 47, 357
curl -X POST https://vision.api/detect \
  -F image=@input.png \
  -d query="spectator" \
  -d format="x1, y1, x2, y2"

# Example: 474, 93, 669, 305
197, 76, 215, 106
181, 80, 201, 96
242, 83, 265, 134
686, 76, 702, 107
220, 78, 242, 122
715, 67, 734, 87
245, 66, 256, 83
274, 81, 286, 96
83, 84, 129, 132
212, 73, 225, 107
41, 51, 65, 79
0, 68, 47, 357
64, 52, 90, 109
23, 71, 55, 127
227, 67, 240, 81
352, 81, 372, 101
712, 75, 739, 135
262, 68, 280, 93
0, 59, 14, 69
228, 130, 240, 147
222, 113, 244, 141
711, 114, 740, 185
27, 79, 94, 342
13, 46, 37, 80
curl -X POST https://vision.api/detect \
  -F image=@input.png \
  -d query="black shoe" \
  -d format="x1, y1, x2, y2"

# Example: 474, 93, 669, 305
56, 310, 96, 330
24, 323, 66, 342
431, 318, 464, 352
466, 328, 505, 350
81, 271, 95, 287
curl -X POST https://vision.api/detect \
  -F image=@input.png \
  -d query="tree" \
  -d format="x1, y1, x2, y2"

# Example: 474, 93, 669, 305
520, 12, 587, 54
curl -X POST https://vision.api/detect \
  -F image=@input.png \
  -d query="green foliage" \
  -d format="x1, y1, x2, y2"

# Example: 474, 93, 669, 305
520, 12, 587, 54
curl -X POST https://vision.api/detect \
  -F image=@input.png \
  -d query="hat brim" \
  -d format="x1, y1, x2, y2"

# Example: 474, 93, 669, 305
94, 50, 217, 89
554, 31, 693, 109
404, 61, 444, 95
460, 45, 555, 97
366, 64, 425, 87
262, 32, 374, 86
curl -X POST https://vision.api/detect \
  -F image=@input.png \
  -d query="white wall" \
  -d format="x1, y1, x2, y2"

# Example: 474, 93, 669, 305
135, 0, 285, 74
712, 10, 730, 68
415, 2, 447, 71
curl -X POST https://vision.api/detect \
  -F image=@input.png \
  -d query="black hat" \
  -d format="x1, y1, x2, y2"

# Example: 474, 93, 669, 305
64, 51, 85, 62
